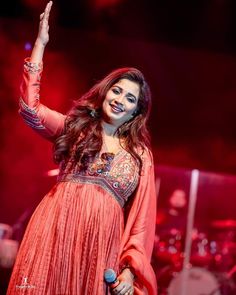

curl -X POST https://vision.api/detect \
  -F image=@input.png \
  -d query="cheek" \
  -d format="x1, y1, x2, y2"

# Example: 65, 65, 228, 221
126, 104, 138, 115
102, 99, 108, 113
104, 91, 113, 102
103, 94, 111, 105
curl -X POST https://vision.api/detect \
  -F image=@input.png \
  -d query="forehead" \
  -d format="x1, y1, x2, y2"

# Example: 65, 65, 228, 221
113, 79, 140, 98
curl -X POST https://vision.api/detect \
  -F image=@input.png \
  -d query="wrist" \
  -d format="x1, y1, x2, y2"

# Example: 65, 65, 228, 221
34, 38, 47, 48
30, 40, 46, 64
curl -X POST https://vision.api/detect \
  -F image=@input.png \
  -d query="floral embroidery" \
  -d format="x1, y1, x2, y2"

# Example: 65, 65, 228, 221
89, 152, 115, 175
58, 151, 139, 207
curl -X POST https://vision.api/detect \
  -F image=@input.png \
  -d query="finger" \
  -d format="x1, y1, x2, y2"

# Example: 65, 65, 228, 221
39, 1, 52, 20
118, 286, 130, 295
43, 1, 53, 20
124, 290, 133, 295
121, 285, 134, 295
112, 285, 126, 294
112, 281, 133, 295
120, 288, 130, 295
45, 1, 53, 14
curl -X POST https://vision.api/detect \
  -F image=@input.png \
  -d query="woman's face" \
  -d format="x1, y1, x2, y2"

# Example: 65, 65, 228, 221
102, 78, 140, 127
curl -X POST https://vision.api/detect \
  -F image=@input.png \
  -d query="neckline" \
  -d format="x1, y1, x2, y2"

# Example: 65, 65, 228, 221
100, 148, 126, 159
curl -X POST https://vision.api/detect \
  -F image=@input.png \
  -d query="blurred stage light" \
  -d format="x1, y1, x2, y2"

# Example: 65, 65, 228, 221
46, 169, 59, 177
24, 42, 32, 51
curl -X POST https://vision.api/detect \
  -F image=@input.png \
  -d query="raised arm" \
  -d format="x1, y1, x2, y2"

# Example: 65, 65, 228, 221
31, 1, 52, 64
19, 1, 66, 141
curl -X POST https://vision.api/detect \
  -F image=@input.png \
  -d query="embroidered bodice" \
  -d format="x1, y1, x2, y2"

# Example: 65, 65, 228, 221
57, 150, 140, 208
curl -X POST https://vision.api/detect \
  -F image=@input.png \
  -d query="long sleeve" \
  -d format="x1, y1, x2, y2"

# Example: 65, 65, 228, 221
19, 59, 66, 140
119, 149, 158, 294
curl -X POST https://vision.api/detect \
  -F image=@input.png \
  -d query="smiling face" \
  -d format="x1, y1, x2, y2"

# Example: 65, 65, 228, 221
102, 78, 140, 127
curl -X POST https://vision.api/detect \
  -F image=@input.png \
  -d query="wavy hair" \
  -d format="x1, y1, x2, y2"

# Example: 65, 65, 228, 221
53, 67, 152, 173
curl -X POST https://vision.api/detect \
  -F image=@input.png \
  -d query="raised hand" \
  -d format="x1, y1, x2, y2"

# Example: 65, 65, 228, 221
36, 1, 53, 47
30, 1, 53, 64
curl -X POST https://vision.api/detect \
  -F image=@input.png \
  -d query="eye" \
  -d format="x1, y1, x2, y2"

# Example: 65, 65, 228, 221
127, 96, 136, 103
112, 88, 120, 95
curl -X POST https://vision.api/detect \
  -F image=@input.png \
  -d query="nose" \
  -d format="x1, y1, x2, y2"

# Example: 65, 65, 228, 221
114, 94, 124, 104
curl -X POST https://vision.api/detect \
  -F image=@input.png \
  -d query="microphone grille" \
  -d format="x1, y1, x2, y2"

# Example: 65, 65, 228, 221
104, 268, 116, 283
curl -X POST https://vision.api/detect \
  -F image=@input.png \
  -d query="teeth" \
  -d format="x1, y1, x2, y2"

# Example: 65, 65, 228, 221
111, 105, 124, 112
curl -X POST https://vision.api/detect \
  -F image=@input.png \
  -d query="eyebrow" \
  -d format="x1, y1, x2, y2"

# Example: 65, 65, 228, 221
112, 85, 137, 100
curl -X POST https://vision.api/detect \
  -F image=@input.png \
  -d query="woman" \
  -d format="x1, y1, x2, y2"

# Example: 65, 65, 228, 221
7, 2, 157, 294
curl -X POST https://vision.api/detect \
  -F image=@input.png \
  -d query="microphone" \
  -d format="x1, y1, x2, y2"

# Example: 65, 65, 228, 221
104, 268, 119, 289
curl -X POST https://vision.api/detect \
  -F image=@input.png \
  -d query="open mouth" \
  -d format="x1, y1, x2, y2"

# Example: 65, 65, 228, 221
110, 104, 125, 113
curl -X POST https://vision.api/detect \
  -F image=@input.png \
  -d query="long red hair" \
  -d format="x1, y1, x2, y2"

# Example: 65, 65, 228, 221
54, 67, 152, 173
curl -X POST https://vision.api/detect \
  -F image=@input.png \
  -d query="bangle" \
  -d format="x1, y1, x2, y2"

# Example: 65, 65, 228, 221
24, 58, 43, 74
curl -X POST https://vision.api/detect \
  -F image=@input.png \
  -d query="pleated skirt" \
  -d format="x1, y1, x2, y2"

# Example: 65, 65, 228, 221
7, 181, 124, 294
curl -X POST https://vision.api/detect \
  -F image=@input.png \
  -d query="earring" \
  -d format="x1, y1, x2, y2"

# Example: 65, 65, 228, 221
132, 110, 138, 117
90, 109, 97, 118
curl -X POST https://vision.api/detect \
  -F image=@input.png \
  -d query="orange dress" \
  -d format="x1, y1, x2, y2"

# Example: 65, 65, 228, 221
7, 60, 157, 295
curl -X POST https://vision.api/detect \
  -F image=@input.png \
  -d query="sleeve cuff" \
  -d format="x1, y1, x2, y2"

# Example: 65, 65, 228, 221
19, 97, 46, 131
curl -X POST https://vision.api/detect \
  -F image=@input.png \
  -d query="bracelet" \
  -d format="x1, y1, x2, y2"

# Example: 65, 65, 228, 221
24, 58, 43, 74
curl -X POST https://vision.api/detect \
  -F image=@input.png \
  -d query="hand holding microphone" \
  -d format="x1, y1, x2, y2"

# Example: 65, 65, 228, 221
104, 268, 134, 295
104, 268, 120, 289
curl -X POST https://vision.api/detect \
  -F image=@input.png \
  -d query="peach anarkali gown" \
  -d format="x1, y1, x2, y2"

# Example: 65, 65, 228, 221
7, 60, 157, 294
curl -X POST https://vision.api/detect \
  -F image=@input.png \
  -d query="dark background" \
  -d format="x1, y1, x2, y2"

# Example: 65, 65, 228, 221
1, 1, 236, 293
0, 0, 236, 225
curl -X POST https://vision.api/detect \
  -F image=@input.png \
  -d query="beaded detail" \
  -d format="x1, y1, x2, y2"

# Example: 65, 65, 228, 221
19, 98, 49, 137
89, 152, 115, 174
58, 150, 139, 208
24, 58, 43, 74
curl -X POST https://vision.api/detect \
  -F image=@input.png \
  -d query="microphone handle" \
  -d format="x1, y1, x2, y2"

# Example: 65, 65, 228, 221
109, 279, 119, 289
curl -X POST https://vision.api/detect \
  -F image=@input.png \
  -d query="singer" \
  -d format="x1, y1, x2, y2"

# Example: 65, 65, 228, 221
7, 2, 157, 294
